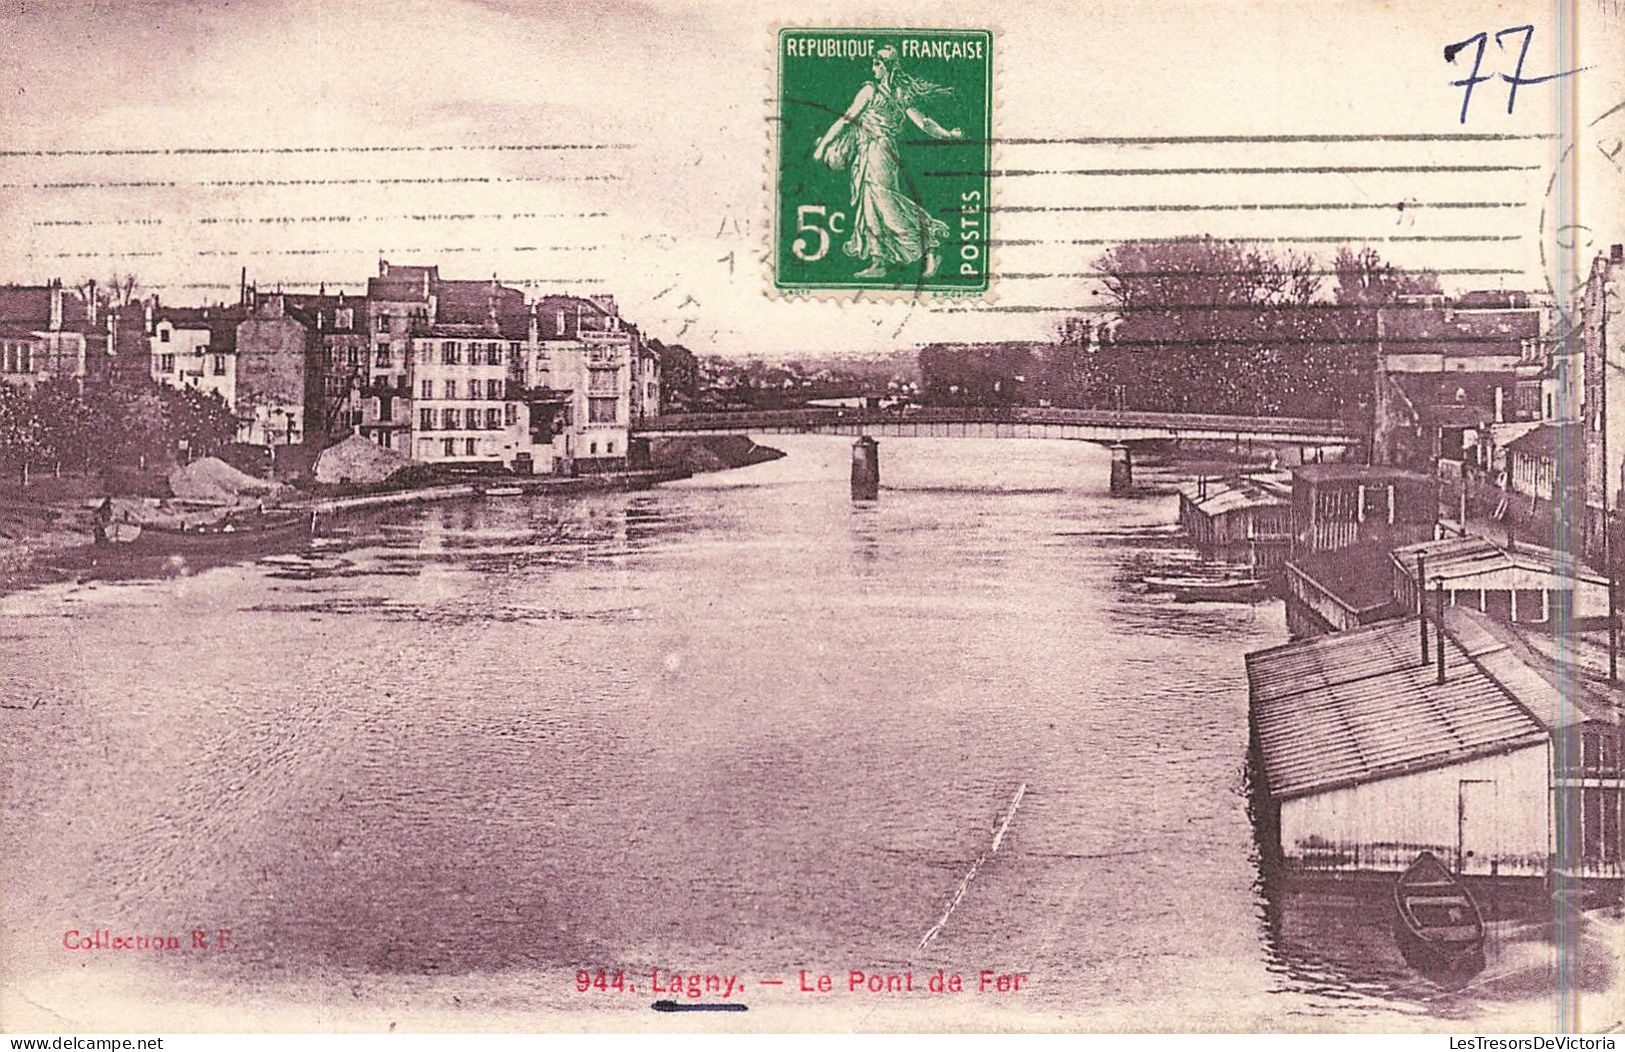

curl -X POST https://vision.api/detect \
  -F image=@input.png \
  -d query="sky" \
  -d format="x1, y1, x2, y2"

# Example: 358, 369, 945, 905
1, 0, 1621, 358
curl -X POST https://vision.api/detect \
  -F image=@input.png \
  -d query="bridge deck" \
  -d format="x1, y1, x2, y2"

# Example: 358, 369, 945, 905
635, 407, 1363, 445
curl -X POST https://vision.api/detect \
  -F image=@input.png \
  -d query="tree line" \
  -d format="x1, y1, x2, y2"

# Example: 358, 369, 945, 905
920, 241, 1442, 421
0, 379, 238, 487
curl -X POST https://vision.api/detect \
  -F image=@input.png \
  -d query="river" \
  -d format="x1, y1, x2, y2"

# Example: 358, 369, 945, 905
0, 436, 1598, 1031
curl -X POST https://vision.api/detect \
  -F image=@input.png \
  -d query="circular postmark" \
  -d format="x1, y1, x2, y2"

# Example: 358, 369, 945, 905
1538, 98, 1625, 323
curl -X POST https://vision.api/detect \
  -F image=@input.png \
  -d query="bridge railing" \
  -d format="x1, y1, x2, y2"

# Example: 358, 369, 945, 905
637, 406, 1364, 438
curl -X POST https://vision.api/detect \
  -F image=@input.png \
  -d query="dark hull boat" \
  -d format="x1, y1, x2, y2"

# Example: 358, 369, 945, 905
1143, 575, 1269, 603
99, 512, 315, 556
1392, 851, 1486, 973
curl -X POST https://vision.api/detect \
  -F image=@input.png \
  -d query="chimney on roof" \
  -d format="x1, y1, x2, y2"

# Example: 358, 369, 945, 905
1434, 577, 1446, 684
380, 259, 389, 277
85, 278, 98, 327
48, 279, 63, 331
240, 266, 247, 307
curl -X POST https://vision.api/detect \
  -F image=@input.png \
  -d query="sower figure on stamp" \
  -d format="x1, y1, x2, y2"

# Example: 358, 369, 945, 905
812, 45, 961, 279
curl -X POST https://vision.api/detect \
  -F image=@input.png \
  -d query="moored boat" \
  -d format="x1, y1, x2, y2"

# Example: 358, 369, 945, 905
98, 511, 315, 556
1143, 574, 1269, 602
481, 485, 524, 497
1392, 851, 1485, 973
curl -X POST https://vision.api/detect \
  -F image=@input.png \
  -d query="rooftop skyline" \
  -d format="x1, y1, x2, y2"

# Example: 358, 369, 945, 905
2, 0, 1621, 358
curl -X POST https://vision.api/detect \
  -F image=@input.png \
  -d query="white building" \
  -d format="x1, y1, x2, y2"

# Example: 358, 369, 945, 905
149, 310, 237, 406
411, 327, 528, 466
531, 295, 633, 471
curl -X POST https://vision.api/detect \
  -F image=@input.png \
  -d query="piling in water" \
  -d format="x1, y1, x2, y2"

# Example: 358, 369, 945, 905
851, 437, 880, 501
1109, 443, 1133, 495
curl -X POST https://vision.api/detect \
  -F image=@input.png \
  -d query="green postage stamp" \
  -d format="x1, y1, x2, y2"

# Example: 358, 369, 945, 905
774, 28, 993, 296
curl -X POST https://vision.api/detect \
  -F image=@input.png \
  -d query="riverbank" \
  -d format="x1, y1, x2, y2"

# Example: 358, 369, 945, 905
0, 464, 714, 597
647, 434, 786, 473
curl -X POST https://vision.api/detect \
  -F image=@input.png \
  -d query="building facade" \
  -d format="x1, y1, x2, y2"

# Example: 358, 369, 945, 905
1581, 245, 1625, 565
0, 281, 91, 388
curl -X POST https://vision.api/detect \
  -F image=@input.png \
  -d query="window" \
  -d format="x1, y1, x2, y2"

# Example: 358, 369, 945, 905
606, 440, 615, 454
442, 342, 461, 365
376, 315, 389, 333
485, 408, 501, 429
588, 397, 618, 423
442, 408, 460, 430
445, 379, 457, 399
336, 308, 353, 329
418, 438, 435, 459
396, 373, 409, 392
159, 329, 171, 343
509, 343, 521, 362
589, 441, 598, 455
589, 367, 617, 394
159, 353, 176, 373
420, 379, 434, 399
504, 404, 517, 426
347, 347, 360, 367
420, 409, 435, 430
443, 438, 456, 457
375, 343, 391, 367
486, 379, 503, 400
419, 344, 432, 364
465, 438, 476, 456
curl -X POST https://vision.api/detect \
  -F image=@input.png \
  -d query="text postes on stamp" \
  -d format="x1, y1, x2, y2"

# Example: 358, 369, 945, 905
775, 28, 992, 296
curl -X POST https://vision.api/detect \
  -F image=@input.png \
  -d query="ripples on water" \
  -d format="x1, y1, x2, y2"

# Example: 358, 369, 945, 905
0, 437, 1583, 1028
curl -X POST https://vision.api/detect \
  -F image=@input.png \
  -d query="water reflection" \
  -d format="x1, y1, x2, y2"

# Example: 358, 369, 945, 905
1, 435, 1609, 1028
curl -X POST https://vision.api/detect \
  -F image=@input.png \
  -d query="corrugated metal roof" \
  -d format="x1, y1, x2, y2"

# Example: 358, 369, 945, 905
1177, 476, 1289, 517
1247, 610, 1553, 800
1389, 535, 1607, 586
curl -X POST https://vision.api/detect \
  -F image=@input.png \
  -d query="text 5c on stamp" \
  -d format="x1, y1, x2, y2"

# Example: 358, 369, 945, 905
774, 28, 993, 296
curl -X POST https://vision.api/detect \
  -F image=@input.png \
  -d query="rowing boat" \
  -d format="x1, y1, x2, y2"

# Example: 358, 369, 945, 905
1392, 851, 1485, 973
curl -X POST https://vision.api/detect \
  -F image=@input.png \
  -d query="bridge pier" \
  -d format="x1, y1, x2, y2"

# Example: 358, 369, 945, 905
1109, 443, 1133, 495
851, 436, 880, 500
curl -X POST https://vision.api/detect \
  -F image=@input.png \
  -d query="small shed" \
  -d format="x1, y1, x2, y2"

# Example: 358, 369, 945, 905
1291, 464, 1439, 557
1176, 475, 1292, 572
1504, 422, 1582, 503
1389, 535, 1610, 626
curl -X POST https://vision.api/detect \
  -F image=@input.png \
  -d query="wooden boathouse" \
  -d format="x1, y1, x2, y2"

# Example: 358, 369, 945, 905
1247, 607, 1622, 893
1176, 476, 1292, 574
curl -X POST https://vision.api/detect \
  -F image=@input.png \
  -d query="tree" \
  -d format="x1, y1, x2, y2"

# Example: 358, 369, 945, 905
0, 384, 46, 487
1332, 246, 1442, 307
30, 378, 94, 477
160, 386, 238, 461
1090, 237, 1322, 415
75, 272, 142, 316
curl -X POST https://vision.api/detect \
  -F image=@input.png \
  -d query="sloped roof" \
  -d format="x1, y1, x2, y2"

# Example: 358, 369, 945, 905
1503, 423, 1582, 461
155, 307, 244, 352
1177, 475, 1290, 517
1292, 463, 1434, 484
1389, 535, 1607, 586
1247, 608, 1573, 800
1286, 541, 1401, 616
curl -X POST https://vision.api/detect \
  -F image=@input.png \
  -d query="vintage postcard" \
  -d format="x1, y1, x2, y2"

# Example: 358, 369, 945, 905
2, 0, 1624, 1040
